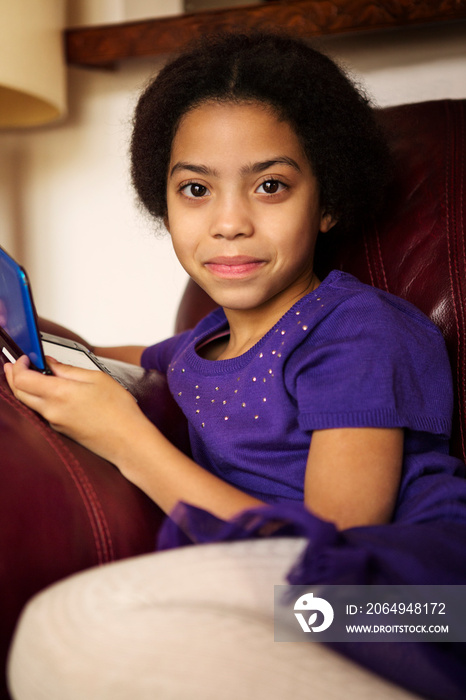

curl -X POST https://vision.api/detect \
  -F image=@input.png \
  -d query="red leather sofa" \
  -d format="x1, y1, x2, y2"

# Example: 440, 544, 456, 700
0, 98, 464, 700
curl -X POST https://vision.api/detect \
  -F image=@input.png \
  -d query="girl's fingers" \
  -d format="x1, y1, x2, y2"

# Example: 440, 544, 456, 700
4, 361, 49, 413
45, 358, 95, 382
46, 358, 117, 392
6, 355, 100, 388
5, 356, 51, 400
4, 355, 29, 390
4, 354, 30, 376
16, 354, 30, 368
5, 356, 79, 402
3, 360, 14, 389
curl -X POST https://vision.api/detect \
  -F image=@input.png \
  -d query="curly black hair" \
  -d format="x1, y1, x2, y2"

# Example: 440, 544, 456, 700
130, 31, 390, 232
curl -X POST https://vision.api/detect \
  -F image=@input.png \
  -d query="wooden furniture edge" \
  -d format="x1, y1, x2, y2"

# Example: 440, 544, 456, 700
65, 0, 466, 69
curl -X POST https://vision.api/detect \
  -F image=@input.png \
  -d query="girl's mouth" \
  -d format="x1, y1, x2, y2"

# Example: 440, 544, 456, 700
204, 256, 266, 279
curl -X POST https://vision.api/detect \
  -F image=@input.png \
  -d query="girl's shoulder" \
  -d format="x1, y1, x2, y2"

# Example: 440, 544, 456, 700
304, 270, 444, 342
283, 270, 449, 378
287, 271, 453, 437
291, 271, 449, 382
141, 307, 226, 373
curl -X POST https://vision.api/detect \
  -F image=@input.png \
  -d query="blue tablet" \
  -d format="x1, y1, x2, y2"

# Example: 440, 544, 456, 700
0, 246, 48, 371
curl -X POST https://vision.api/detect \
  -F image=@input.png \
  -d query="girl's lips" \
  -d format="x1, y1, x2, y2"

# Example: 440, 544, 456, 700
204, 257, 266, 279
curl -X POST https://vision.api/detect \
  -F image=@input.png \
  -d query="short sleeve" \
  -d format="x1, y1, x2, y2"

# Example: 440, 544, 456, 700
141, 331, 192, 374
285, 291, 453, 437
140, 307, 227, 375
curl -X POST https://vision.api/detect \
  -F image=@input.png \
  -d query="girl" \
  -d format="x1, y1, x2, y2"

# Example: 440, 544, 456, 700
5, 33, 404, 530
6, 32, 466, 700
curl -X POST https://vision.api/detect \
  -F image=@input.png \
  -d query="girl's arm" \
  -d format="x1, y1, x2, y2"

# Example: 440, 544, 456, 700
305, 427, 403, 530
4, 357, 403, 526
38, 318, 146, 366
93, 346, 146, 366
4, 357, 264, 519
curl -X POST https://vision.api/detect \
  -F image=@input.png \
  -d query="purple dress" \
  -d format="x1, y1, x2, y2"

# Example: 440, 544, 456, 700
142, 271, 466, 699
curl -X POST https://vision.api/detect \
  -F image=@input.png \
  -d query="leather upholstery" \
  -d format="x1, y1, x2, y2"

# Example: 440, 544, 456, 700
0, 99, 464, 699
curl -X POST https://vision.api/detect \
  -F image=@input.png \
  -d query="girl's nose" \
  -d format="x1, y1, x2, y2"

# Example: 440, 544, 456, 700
209, 196, 254, 240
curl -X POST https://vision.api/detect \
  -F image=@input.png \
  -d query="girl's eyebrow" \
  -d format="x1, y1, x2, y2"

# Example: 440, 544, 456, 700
169, 156, 301, 179
169, 162, 219, 178
241, 157, 302, 175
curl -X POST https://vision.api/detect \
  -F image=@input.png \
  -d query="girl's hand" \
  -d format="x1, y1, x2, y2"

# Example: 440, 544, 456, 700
5, 354, 268, 519
4, 355, 267, 519
4, 355, 146, 464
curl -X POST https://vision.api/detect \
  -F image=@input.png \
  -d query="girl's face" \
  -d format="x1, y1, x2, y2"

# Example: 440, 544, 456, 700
166, 101, 334, 319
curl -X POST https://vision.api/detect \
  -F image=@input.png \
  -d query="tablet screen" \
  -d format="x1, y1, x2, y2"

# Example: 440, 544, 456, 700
41, 340, 101, 371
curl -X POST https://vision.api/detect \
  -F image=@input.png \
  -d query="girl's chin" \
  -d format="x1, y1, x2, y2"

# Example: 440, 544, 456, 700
207, 289, 279, 314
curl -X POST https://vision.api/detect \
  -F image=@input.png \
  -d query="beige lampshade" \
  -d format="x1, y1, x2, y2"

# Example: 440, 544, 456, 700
0, 0, 67, 128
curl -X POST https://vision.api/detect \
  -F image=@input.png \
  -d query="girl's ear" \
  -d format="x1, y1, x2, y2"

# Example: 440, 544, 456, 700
320, 211, 337, 233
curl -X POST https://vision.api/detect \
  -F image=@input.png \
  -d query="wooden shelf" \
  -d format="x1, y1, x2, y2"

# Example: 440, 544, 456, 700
65, 0, 466, 69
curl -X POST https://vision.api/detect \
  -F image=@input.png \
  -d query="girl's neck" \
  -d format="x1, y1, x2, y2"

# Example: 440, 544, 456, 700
213, 274, 321, 361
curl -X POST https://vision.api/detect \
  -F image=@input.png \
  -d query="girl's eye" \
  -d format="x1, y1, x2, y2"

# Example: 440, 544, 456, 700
256, 179, 286, 195
180, 183, 210, 198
